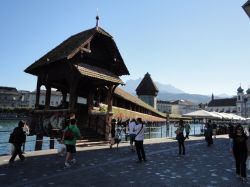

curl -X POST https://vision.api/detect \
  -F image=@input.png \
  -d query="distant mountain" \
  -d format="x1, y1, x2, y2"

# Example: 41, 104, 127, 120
121, 78, 185, 94
157, 92, 211, 104
120, 79, 212, 104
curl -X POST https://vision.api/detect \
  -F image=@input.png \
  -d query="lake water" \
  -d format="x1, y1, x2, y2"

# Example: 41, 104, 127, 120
0, 120, 204, 155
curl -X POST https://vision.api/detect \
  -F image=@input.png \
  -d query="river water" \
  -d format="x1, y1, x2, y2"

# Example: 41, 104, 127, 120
0, 120, 57, 156
0, 120, 204, 155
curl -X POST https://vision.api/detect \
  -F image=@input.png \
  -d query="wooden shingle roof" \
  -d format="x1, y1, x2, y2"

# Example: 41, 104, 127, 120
75, 63, 124, 84
25, 27, 129, 76
208, 98, 237, 107
136, 72, 159, 96
114, 87, 165, 118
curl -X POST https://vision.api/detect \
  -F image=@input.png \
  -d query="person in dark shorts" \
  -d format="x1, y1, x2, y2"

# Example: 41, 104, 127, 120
62, 118, 81, 168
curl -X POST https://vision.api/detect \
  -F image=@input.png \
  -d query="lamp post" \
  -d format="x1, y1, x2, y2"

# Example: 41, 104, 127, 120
243, 0, 250, 18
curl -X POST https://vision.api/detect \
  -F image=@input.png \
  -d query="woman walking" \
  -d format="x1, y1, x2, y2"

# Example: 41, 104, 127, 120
232, 124, 248, 182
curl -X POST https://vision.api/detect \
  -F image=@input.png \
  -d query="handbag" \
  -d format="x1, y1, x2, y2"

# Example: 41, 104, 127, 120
57, 144, 66, 156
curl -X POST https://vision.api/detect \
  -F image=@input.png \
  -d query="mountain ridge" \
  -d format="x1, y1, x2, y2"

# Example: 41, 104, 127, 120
120, 79, 232, 104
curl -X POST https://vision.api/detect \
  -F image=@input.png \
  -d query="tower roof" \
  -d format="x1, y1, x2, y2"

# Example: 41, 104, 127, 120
136, 72, 159, 96
247, 88, 250, 94
237, 86, 244, 93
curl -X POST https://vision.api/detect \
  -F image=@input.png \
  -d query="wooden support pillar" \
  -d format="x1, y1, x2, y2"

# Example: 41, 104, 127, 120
95, 89, 101, 107
45, 85, 51, 110
35, 133, 43, 151
107, 85, 114, 113
104, 84, 117, 140
35, 77, 41, 109
62, 91, 67, 108
49, 130, 55, 149
69, 80, 78, 113
87, 90, 94, 114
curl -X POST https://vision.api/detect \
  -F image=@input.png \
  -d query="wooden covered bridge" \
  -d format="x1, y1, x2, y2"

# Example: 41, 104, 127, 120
25, 18, 166, 150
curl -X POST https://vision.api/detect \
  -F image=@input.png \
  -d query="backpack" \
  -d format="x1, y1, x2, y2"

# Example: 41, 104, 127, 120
64, 127, 74, 140
8, 133, 14, 143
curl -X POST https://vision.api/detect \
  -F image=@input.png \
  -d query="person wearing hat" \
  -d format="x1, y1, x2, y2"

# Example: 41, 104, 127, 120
9, 120, 26, 165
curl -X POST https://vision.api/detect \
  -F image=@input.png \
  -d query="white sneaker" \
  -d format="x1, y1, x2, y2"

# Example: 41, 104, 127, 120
64, 162, 71, 168
71, 159, 76, 164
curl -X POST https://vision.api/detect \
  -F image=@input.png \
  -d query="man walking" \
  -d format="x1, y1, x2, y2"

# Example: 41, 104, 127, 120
134, 118, 146, 162
62, 118, 81, 168
9, 120, 26, 165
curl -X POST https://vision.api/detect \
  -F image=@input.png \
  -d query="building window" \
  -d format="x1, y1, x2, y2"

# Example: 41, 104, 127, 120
238, 107, 241, 112
238, 96, 241, 100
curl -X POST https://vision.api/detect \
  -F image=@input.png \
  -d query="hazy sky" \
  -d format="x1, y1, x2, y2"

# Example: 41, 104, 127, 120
1, 0, 250, 96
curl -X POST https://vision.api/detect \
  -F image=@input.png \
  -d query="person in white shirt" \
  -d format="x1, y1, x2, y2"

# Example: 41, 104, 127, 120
128, 119, 137, 151
134, 118, 146, 162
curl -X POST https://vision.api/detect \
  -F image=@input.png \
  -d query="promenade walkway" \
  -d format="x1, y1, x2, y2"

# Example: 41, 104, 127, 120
0, 135, 249, 187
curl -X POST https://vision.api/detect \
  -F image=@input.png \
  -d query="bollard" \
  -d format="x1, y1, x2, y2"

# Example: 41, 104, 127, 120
161, 125, 163, 138
35, 133, 43, 151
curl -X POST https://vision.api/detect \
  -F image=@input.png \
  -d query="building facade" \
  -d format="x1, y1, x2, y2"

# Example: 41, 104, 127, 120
157, 100, 172, 114
0, 87, 19, 108
207, 94, 237, 113
236, 86, 250, 118
0, 87, 64, 109
171, 100, 199, 115
207, 86, 250, 117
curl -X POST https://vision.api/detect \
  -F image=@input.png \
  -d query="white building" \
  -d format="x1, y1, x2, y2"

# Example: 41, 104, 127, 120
170, 100, 199, 115
157, 100, 172, 114
236, 86, 250, 118
207, 86, 250, 118
28, 90, 63, 108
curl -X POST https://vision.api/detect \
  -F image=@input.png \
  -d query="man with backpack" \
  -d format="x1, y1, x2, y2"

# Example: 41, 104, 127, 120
62, 118, 81, 168
9, 120, 26, 165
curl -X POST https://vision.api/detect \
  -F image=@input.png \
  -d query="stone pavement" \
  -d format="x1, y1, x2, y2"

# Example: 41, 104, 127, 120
0, 135, 249, 187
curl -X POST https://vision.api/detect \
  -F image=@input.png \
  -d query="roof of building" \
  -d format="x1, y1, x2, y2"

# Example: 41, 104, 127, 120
0, 86, 18, 94
25, 26, 129, 76
247, 88, 250, 94
114, 87, 165, 118
74, 63, 123, 84
237, 86, 244, 93
171, 100, 193, 106
157, 100, 172, 104
207, 98, 237, 107
136, 72, 159, 96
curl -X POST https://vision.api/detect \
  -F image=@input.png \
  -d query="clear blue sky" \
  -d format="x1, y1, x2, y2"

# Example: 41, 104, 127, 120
1, 0, 250, 96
